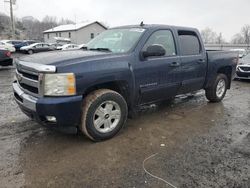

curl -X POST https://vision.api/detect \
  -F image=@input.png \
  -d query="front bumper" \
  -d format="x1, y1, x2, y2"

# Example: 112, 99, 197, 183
13, 82, 83, 133
236, 65, 250, 80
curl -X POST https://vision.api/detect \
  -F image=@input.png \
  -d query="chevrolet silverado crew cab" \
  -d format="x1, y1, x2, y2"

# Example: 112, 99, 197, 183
13, 24, 238, 141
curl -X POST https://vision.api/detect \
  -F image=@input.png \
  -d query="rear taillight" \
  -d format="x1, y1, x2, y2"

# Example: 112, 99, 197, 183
5, 51, 11, 57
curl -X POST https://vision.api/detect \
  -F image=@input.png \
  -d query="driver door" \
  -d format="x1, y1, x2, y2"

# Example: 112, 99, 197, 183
33, 44, 42, 52
134, 30, 182, 104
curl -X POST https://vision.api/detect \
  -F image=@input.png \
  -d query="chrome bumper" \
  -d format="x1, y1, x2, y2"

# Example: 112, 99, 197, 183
13, 82, 37, 111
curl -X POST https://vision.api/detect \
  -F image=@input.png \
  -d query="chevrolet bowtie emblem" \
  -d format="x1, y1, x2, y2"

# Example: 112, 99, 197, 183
17, 73, 22, 82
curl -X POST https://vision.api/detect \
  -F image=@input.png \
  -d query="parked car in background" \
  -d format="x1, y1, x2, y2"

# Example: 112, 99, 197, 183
60, 44, 80, 51
14, 40, 37, 51
0, 49, 12, 66
0, 41, 16, 52
13, 24, 238, 141
20, 43, 53, 54
230, 49, 247, 58
49, 43, 63, 50
1, 40, 21, 46
78, 44, 87, 49
236, 53, 250, 79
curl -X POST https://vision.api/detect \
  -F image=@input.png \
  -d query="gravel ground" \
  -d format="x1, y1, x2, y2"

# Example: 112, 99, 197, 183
0, 56, 249, 187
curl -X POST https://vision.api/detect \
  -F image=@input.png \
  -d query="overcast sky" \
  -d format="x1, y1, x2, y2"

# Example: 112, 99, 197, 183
0, 0, 249, 41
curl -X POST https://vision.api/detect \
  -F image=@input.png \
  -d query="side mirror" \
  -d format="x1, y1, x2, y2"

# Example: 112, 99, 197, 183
142, 44, 166, 58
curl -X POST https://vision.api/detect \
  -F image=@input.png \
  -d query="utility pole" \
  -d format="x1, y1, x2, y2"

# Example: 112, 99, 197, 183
10, 0, 15, 38
4, 0, 16, 38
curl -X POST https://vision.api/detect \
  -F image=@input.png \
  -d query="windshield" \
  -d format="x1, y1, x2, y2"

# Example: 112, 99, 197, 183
86, 28, 145, 53
30, 43, 39, 47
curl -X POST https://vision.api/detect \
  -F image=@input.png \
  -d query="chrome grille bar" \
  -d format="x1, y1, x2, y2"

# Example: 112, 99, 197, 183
15, 60, 56, 97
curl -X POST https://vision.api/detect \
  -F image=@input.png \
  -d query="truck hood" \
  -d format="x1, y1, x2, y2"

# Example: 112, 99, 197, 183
18, 50, 120, 66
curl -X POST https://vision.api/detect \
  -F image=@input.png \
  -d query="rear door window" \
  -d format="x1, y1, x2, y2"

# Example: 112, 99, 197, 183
178, 31, 201, 55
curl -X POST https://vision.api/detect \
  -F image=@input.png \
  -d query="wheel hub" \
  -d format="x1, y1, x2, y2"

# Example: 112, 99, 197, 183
93, 101, 121, 133
104, 114, 110, 119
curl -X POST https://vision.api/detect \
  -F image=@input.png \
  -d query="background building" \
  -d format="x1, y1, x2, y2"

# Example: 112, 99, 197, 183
43, 21, 107, 44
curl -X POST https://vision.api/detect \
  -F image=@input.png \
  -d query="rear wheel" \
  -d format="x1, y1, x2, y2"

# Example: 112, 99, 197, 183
205, 74, 228, 102
80, 89, 128, 141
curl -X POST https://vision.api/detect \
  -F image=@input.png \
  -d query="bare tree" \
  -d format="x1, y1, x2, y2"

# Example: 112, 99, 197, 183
0, 12, 86, 40
215, 33, 226, 44
42, 15, 58, 29
58, 18, 75, 25
230, 25, 250, 44
0, 13, 11, 39
231, 33, 244, 44
200, 28, 217, 44
241, 25, 250, 45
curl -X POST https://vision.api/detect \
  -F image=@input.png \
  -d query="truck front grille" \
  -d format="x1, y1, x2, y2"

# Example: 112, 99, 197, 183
16, 67, 40, 97
19, 83, 39, 94
18, 70, 39, 80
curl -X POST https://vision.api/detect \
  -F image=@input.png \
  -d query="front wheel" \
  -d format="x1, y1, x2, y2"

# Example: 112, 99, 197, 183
28, 50, 33, 54
80, 89, 128, 141
205, 74, 228, 102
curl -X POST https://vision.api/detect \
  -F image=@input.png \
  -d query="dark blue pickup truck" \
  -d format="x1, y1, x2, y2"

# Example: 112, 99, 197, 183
13, 24, 238, 141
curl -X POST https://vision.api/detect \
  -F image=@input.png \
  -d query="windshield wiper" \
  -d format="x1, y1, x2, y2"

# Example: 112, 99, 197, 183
89, 48, 112, 52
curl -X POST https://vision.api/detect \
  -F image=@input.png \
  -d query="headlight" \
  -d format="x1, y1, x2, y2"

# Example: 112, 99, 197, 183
43, 73, 76, 96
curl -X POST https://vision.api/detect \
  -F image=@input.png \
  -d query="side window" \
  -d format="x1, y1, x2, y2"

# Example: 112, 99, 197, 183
178, 31, 201, 55
143, 30, 176, 56
91, 33, 95, 39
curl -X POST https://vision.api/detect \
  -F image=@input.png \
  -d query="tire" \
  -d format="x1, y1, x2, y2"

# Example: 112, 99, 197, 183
28, 50, 33, 54
205, 74, 228, 103
80, 89, 128, 141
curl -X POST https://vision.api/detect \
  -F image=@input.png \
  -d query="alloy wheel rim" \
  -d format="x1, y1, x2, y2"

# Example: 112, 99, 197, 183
216, 79, 226, 98
93, 101, 121, 133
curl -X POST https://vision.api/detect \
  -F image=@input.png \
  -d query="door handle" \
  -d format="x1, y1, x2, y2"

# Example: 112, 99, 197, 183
170, 62, 180, 67
198, 59, 206, 63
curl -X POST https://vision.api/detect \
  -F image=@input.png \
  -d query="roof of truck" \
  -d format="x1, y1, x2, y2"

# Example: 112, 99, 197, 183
112, 24, 198, 31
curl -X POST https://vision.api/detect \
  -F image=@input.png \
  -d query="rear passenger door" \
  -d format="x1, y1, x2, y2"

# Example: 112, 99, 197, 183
177, 30, 207, 93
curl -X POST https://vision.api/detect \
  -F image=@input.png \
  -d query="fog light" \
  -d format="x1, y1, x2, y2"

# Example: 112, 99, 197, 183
46, 116, 57, 123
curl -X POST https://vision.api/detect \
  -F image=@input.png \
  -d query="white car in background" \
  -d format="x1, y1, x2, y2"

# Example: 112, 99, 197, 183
60, 44, 80, 51
230, 49, 247, 58
0, 41, 16, 52
78, 44, 87, 49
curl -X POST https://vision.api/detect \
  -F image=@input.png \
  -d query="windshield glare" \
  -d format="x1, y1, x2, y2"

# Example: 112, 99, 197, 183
86, 28, 145, 53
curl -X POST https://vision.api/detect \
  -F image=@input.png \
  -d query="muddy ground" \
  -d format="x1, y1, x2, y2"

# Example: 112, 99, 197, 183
0, 59, 250, 188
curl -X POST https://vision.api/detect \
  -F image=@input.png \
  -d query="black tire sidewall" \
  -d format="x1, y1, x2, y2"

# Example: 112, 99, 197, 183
85, 92, 128, 141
